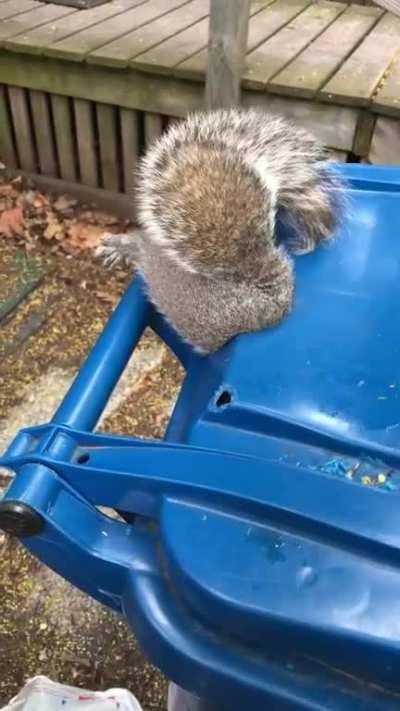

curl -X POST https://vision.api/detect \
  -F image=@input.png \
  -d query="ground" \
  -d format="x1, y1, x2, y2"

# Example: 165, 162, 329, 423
0, 177, 184, 709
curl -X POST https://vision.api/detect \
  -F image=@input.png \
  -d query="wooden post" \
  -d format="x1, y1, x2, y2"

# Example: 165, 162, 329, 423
205, 0, 250, 110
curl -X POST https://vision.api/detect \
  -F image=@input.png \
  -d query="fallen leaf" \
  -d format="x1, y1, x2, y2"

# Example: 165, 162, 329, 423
0, 206, 24, 237
43, 212, 64, 241
66, 222, 106, 251
22, 190, 38, 207
53, 194, 78, 213
80, 209, 120, 227
33, 193, 50, 209
95, 290, 119, 306
0, 184, 16, 197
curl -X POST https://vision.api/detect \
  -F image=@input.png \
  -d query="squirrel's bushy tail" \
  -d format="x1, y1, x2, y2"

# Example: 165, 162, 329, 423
276, 161, 346, 255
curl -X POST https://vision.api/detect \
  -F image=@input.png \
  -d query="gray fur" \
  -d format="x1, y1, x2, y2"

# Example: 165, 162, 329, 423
97, 109, 343, 353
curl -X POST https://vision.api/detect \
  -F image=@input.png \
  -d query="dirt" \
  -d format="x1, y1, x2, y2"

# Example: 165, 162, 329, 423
0, 179, 184, 709
0, 539, 168, 710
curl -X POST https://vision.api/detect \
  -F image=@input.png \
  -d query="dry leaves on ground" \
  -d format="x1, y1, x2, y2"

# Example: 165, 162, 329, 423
67, 223, 108, 252
0, 176, 132, 255
0, 207, 24, 238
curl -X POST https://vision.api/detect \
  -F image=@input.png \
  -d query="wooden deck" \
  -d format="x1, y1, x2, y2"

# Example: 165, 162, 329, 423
1, 0, 400, 199
1, 0, 399, 108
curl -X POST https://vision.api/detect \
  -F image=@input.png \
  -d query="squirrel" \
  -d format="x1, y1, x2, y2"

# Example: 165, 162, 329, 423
97, 109, 343, 353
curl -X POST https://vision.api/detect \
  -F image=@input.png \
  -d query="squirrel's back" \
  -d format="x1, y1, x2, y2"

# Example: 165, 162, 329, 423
98, 109, 343, 352
139, 140, 271, 280
137, 109, 341, 275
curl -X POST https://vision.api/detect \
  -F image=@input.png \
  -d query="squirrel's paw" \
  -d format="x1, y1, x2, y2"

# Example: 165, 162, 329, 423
96, 232, 139, 268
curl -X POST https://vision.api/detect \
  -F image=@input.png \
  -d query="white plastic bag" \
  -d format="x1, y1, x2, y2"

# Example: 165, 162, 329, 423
1, 676, 143, 711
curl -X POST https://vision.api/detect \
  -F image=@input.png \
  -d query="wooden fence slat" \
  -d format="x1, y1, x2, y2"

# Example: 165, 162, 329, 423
5, 0, 140, 55
0, 4, 77, 45
243, 1, 345, 90
205, 0, 250, 109
144, 111, 163, 148
96, 102, 119, 192
120, 108, 139, 193
90, 0, 207, 69
271, 4, 382, 98
29, 90, 57, 176
176, 0, 309, 81
167, 116, 184, 127
47, 0, 186, 62
0, 0, 40, 21
321, 12, 400, 105
7, 86, 36, 172
0, 85, 17, 168
353, 110, 376, 157
368, 115, 400, 164
50, 94, 77, 182
73, 98, 98, 187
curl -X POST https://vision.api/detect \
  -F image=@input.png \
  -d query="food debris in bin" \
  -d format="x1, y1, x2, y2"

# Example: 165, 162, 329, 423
318, 458, 398, 491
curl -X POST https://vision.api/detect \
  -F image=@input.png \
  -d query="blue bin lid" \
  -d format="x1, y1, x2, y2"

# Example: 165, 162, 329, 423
158, 164, 400, 707
2, 164, 400, 709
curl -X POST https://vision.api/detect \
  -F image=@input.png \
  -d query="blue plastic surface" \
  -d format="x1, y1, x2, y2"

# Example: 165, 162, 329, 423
2, 163, 400, 709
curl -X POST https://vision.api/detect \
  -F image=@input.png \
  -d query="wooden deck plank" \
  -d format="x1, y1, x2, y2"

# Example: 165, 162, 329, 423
4, 0, 145, 55
372, 53, 400, 116
29, 90, 58, 176
7, 86, 36, 172
0, 48, 359, 145
243, 1, 345, 90
243, 92, 359, 151
0, 52, 205, 117
133, 16, 209, 75
0, 85, 17, 168
176, 0, 310, 81
120, 107, 139, 193
73, 98, 98, 187
50, 94, 77, 182
132, 0, 274, 76
321, 11, 400, 105
0, 4, 77, 45
0, 0, 40, 21
89, 0, 208, 69
96, 102, 119, 191
47, 0, 188, 62
270, 4, 382, 98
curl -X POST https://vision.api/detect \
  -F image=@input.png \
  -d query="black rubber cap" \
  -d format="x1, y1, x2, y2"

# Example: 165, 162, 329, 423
0, 501, 44, 536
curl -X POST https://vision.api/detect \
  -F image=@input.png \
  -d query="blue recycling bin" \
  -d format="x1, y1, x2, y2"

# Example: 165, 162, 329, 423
1, 163, 400, 709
